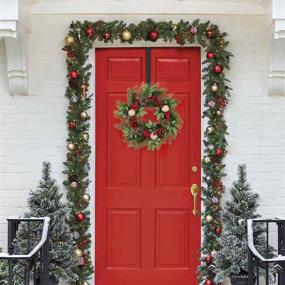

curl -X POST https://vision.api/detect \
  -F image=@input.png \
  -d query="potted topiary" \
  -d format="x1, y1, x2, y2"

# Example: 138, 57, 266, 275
214, 165, 273, 285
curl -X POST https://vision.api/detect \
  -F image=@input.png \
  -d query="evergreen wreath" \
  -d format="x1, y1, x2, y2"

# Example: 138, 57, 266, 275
115, 83, 183, 151
62, 18, 232, 284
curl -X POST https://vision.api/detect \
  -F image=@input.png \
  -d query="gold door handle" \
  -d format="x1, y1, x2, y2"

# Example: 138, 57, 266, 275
190, 184, 199, 216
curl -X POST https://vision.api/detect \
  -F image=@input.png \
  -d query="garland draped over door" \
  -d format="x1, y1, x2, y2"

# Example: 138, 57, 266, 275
62, 18, 232, 284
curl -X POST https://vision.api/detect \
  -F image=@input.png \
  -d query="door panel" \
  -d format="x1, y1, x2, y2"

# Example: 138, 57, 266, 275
96, 47, 201, 285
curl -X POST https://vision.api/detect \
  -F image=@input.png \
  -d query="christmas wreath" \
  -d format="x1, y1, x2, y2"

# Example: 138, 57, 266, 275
115, 83, 183, 150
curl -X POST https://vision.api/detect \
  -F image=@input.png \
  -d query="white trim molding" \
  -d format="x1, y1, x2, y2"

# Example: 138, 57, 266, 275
30, 0, 267, 16
268, 0, 285, 96
0, 0, 18, 38
0, 0, 30, 95
4, 35, 28, 96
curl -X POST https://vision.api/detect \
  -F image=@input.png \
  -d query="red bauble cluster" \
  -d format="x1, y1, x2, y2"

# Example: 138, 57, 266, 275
215, 226, 222, 236
175, 34, 184, 45
213, 179, 224, 192
206, 52, 215, 59
103, 31, 111, 41
206, 28, 215, 38
149, 31, 159, 42
205, 279, 214, 285
215, 96, 227, 110
69, 70, 78, 79
205, 255, 213, 265
85, 27, 94, 38
68, 121, 76, 129
76, 212, 86, 222
213, 64, 223, 74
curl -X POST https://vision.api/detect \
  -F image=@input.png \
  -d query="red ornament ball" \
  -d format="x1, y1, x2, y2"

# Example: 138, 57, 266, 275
69, 70, 78, 79
68, 121, 76, 129
206, 29, 215, 38
205, 255, 213, 265
213, 64, 223, 74
215, 226, 222, 236
149, 31, 159, 42
103, 31, 111, 40
206, 52, 215, 59
85, 27, 94, 38
205, 279, 214, 285
215, 148, 223, 157
76, 212, 86, 222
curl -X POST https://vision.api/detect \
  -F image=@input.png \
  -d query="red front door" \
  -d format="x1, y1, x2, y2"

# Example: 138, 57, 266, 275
96, 48, 201, 285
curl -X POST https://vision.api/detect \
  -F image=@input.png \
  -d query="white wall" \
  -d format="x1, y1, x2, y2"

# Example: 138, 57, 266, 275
0, 12, 285, 281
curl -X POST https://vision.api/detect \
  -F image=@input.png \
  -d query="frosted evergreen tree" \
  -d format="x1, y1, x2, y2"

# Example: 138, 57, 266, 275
214, 165, 272, 283
13, 162, 78, 283
0, 248, 8, 285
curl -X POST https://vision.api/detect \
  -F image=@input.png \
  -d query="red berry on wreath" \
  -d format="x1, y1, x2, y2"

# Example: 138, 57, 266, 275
206, 52, 215, 59
68, 121, 76, 129
206, 28, 215, 38
165, 112, 171, 120
215, 148, 223, 157
204, 279, 214, 285
213, 64, 223, 74
103, 31, 111, 40
215, 226, 222, 236
130, 118, 138, 128
205, 255, 213, 265
85, 27, 94, 37
149, 31, 159, 42
76, 212, 85, 222
143, 129, 151, 138
131, 102, 139, 111
69, 70, 78, 79
156, 128, 165, 138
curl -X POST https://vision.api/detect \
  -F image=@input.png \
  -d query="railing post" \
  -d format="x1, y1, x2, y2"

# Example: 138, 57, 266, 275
277, 221, 285, 284
41, 229, 49, 285
248, 247, 254, 285
7, 220, 18, 285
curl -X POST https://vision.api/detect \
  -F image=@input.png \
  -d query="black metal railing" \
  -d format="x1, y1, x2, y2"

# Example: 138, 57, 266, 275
248, 218, 285, 285
0, 217, 50, 285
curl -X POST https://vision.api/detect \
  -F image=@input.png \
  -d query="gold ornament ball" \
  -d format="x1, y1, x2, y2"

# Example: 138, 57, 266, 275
83, 132, 89, 141
67, 142, 75, 150
207, 127, 214, 134
206, 215, 213, 223
65, 35, 75, 45
122, 30, 132, 41
81, 111, 88, 119
81, 282, 90, 285
82, 193, 90, 203
211, 84, 218, 92
205, 157, 211, 164
75, 248, 83, 257
216, 110, 222, 116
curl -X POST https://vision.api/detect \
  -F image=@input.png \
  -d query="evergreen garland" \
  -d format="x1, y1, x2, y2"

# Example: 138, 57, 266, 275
62, 18, 232, 284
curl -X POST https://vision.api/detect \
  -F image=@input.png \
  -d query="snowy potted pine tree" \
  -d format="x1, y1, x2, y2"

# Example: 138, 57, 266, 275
214, 165, 272, 285
0, 248, 8, 285
13, 162, 78, 284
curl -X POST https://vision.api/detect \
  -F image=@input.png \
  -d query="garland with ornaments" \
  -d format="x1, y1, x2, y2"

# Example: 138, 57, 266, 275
62, 18, 232, 284
115, 83, 183, 151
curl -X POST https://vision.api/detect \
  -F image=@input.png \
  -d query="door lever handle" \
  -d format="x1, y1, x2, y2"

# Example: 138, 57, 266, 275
190, 184, 199, 216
